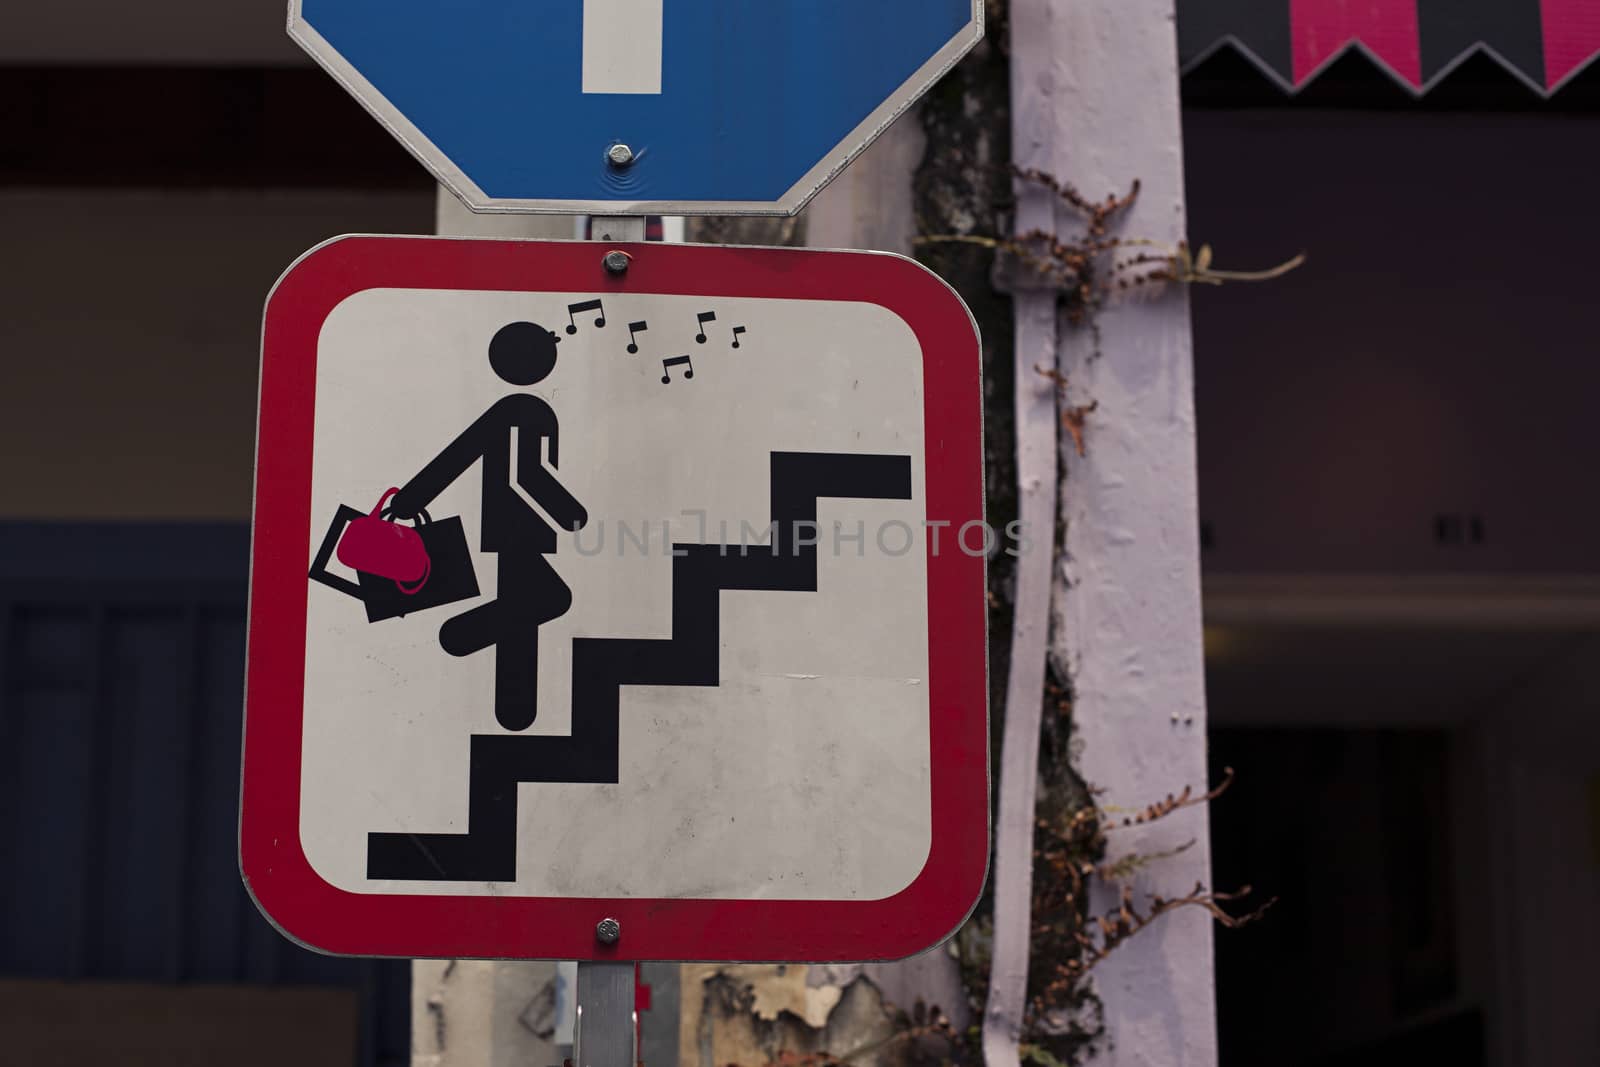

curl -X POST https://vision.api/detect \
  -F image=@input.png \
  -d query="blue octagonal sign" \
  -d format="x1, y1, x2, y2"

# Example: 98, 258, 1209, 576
289, 0, 983, 215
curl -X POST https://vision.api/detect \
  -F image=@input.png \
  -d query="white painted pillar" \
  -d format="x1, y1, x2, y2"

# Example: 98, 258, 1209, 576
415, 186, 569, 1067
1012, 1, 1218, 1064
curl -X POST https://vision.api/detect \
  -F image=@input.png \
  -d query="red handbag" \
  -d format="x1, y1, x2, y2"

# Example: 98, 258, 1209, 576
335, 488, 431, 595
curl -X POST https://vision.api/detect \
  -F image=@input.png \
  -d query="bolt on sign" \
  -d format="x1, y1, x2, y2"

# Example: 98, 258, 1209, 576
239, 238, 989, 961
286, 0, 984, 213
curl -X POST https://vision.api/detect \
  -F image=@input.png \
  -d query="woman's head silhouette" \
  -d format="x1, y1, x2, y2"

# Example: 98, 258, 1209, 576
489, 321, 558, 385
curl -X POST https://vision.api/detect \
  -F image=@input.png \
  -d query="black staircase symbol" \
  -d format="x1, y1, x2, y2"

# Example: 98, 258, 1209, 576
367, 451, 914, 882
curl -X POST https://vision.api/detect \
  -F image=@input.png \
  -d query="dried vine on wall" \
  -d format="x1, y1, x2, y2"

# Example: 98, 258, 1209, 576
912, 141, 1297, 1067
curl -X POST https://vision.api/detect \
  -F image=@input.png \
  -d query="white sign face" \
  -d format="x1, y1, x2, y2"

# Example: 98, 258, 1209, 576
300, 288, 931, 900
242, 238, 988, 962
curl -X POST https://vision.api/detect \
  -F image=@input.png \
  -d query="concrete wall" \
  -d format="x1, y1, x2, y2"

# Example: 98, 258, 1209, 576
1, 1, 305, 65
0, 188, 432, 521
1186, 111, 1600, 575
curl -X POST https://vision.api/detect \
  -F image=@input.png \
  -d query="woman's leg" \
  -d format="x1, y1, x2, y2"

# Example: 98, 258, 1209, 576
440, 598, 499, 656
492, 552, 573, 731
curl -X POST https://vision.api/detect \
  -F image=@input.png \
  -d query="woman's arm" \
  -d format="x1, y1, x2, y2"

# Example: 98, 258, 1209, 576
388, 408, 498, 518
515, 425, 587, 530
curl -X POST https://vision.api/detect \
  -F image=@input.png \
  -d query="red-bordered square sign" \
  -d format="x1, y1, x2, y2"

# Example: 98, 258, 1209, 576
241, 236, 987, 961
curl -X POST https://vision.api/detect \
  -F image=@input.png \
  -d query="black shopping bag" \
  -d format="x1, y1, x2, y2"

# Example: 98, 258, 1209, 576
310, 505, 480, 623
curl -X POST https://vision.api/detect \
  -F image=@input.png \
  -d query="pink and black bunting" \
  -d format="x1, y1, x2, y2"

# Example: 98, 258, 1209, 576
1179, 0, 1600, 95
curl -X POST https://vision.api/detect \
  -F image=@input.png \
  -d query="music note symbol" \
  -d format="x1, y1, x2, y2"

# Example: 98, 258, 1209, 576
731, 326, 747, 349
565, 299, 606, 334
626, 320, 649, 354
694, 310, 716, 343
660, 355, 694, 384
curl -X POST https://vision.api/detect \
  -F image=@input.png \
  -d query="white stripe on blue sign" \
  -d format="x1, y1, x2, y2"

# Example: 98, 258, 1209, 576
582, 0, 664, 95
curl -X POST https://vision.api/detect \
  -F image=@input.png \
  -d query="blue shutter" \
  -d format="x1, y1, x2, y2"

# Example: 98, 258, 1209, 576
0, 522, 408, 1066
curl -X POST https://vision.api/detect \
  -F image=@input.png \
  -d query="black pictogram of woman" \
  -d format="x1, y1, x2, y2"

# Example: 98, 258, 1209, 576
387, 322, 587, 731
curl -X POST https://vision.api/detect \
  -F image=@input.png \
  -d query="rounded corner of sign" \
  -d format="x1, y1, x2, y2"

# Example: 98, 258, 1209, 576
927, 888, 988, 960
266, 232, 358, 291
239, 846, 365, 959
835, 253, 981, 346
263, 234, 394, 325
236, 854, 298, 944
255, 905, 358, 961
871, 871, 988, 964
876, 820, 989, 953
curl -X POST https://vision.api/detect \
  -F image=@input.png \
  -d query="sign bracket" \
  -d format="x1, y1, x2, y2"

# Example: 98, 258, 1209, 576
592, 217, 647, 243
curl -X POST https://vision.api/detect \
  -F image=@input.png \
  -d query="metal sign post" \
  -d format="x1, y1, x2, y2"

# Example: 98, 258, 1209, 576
577, 221, 639, 1067
574, 955, 635, 1067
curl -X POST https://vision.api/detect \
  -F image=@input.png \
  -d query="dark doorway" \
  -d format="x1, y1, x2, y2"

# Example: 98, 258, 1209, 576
1208, 728, 1483, 1066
